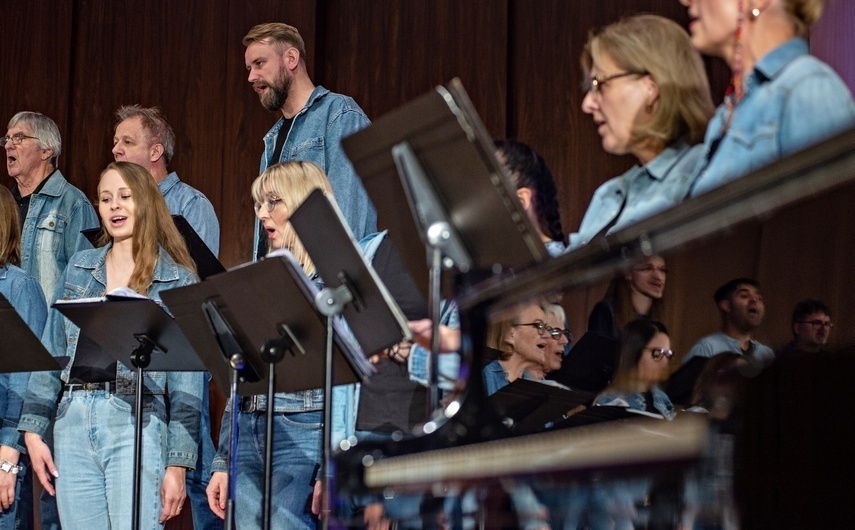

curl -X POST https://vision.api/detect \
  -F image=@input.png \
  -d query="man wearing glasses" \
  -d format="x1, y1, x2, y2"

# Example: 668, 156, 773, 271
682, 278, 775, 369
4, 111, 97, 530
777, 299, 833, 358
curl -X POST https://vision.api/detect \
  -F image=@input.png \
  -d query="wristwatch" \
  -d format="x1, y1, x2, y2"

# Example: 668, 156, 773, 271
0, 459, 22, 475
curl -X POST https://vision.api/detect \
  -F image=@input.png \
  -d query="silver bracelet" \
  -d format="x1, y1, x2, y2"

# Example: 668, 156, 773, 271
0, 459, 23, 475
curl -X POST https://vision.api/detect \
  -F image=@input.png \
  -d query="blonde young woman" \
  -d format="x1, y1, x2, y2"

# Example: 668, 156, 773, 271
19, 162, 203, 528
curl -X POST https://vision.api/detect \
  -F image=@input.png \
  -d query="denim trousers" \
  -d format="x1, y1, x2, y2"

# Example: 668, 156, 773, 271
234, 409, 322, 530
53, 390, 167, 529
185, 377, 222, 529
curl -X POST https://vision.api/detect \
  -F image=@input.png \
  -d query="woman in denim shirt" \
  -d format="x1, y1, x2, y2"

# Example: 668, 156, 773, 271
0, 187, 47, 529
569, 15, 714, 249
682, 0, 855, 196
19, 162, 203, 528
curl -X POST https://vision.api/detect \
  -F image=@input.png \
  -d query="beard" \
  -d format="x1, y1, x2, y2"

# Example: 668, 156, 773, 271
260, 67, 291, 112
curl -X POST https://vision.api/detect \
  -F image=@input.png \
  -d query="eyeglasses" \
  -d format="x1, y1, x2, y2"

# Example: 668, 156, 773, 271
547, 326, 572, 341
513, 321, 549, 337
646, 347, 674, 361
1, 133, 39, 146
798, 320, 833, 329
254, 197, 282, 214
583, 71, 645, 94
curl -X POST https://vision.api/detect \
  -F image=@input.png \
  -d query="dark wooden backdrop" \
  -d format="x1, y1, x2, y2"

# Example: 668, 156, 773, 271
2, 2, 852, 528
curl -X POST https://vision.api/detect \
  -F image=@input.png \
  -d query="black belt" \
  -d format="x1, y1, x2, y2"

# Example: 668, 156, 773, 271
240, 396, 265, 413
65, 382, 112, 393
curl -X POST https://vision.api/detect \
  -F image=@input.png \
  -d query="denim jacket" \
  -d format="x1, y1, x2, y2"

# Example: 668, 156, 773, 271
19, 244, 203, 469
252, 85, 376, 261
20, 170, 99, 301
569, 141, 702, 249
159, 171, 221, 257
0, 265, 47, 453
690, 38, 855, 197
594, 385, 676, 420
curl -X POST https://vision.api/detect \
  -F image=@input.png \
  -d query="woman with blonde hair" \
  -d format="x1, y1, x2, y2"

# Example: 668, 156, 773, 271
569, 14, 714, 248
682, 0, 855, 196
20, 161, 203, 528
0, 187, 47, 528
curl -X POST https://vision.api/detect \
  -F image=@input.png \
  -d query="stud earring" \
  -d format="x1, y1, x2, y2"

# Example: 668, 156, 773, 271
751, 7, 761, 18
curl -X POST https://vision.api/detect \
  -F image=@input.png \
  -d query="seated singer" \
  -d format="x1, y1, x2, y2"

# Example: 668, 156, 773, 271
18, 162, 203, 528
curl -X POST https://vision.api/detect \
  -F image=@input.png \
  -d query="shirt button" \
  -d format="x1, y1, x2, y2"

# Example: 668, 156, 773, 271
49, 221, 55, 228
123, 380, 131, 388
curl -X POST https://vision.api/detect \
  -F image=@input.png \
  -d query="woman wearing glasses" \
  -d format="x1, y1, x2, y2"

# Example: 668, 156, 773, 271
569, 15, 714, 248
482, 302, 550, 396
682, 0, 855, 197
19, 162, 203, 528
594, 319, 676, 419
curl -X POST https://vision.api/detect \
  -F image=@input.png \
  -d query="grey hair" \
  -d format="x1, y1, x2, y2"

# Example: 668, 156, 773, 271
8, 112, 62, 165
115, 105, 176, 164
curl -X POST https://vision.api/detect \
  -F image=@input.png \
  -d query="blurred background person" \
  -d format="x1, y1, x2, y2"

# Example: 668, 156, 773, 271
569, 14, 713, 248
776, 298, 833, 358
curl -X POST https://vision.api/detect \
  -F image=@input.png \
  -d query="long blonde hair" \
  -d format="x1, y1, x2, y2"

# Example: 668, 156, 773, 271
0, 187, 21, 268
97, 162, 196, 294
251, 161, 335, 276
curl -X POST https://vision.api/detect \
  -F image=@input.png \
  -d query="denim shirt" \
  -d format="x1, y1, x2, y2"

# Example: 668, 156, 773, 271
682, 331, 775, 369
568, 141, 702, 249
19, 244, 203, 469
690, 38, 855, 197
20, 170, 99, 301
594, 385, 676, 420
0, 265, 47, 453
482, 359, 539, 397
252, 85, 377, 261
159, 171, 221, 257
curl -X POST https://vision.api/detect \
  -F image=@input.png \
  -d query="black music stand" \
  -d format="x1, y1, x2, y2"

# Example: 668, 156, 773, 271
488, 379, 594, 434
290, 189, 411, 523
0, 293, 62, 373
53, 293, 205, 530
342, 78, 549, 410
162, 252, 373, 530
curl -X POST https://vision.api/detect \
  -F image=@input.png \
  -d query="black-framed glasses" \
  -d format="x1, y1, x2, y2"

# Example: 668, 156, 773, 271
547, 326, 572, 341
798, 320, 833, 329
646, 347, 674, 361
513, 321, 549, 337
253, 197, 282, 214
582, 71, 645, 94
1, 133, 39, 146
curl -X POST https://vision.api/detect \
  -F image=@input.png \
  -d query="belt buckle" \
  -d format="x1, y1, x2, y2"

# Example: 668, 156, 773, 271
242, 395, 262, 413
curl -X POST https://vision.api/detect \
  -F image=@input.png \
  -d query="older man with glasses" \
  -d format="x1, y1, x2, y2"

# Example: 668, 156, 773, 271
4, 111, 97, 530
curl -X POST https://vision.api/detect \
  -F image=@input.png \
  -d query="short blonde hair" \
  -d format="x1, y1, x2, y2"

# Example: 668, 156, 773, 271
251, 161, 334, 275
243, 23, 307, 64
581, 14, 714, 151
784, 0, 826, 37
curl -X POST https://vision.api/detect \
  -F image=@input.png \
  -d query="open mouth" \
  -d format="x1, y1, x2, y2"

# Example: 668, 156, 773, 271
110, 215, 127, 226
254, 83, 268, 95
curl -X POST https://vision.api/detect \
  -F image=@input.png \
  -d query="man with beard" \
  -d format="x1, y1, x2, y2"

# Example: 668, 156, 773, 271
682, 278, 775, 368
242, 22, 376, 260
776, 299, 833, 359
5, 111, 98, 530
112, 104, 222, 530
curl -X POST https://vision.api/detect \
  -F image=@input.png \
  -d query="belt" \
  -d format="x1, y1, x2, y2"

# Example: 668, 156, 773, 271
65, 382, 112, 393
240, 395, 265, 413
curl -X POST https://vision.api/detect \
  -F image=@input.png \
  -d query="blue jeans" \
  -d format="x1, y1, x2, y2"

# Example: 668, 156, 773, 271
234, 410, 322, 529
185, 376, 222, 530
53, 391, 167, 529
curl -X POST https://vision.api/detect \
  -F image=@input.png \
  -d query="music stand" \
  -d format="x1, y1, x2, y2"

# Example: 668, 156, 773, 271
488, 379, 594, 434
342, 78, 549, 409
53, 293, 205, 530
289, 189, 411, 523
162, 252, 373, 530
0, 293, 61, 373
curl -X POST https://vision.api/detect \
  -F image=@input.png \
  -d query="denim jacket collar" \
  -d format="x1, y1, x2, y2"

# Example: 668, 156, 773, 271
752, 38, 809, 84
263, 86, 332, 142
157, 171, 181, 195
0, 266, 7, 280
644, 140, 690, 182
36, 169, 69, 198
72, 243, 184, 286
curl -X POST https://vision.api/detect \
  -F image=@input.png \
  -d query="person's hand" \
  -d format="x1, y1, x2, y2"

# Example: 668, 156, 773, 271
0, 446, 21, 511
159, 466, 187, 523
206, 471, 228, 519
408, 320, 461, 352
24, 432, 58, 495
311, 479, 323, 517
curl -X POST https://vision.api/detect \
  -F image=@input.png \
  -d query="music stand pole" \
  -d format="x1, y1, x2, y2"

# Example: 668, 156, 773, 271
426, 235, 444, 413
129, 335, 157, 530
225, 355, 243, 530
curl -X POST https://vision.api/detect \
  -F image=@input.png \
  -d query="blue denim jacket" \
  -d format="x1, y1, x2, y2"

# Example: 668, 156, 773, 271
482, 359, 539, 397
18, 244, 203, 468
690, 38, 855, 197
0, 265, 47, 453
159, 171, 220, 257
594, 385, 675, 420
569, 141, 702, 249
252, 85, 377, 261
20, 170, 99, 301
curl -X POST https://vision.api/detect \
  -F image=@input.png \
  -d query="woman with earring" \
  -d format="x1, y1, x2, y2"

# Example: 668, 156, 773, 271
19, 161, 202, 528
682, 0, 855, 196
569, 14, 714, 249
